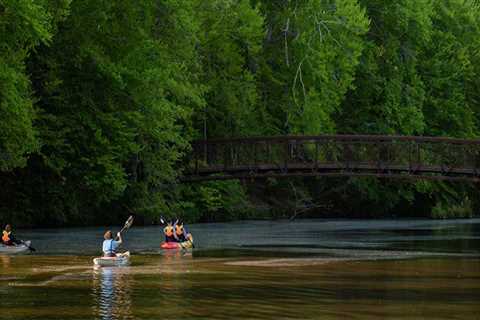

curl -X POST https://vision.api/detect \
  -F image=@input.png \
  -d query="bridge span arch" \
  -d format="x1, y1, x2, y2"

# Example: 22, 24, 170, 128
183, 135, 480, 182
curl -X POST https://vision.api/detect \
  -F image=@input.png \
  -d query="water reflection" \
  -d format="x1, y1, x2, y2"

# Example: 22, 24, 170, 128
0, 255, 11, 268
92, 267, 133, 320
162, 249, 193, 260
160, 250, 194, 291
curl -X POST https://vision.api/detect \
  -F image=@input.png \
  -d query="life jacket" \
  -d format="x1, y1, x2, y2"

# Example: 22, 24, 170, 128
174, 224, 187, 242
2, 231, 11, 244
164, 225, 176, 242
103, 239, 115, 256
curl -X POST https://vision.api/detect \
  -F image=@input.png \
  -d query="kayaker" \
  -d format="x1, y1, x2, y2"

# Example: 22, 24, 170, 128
2, 224, 20, 246
164, 222, 176, 242
102, 230, 122, 257
174, 221, 193, 243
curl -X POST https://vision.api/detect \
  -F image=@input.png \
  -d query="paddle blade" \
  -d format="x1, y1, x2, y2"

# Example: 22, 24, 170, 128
21, 240, 36, 252
124, 215, 134, 229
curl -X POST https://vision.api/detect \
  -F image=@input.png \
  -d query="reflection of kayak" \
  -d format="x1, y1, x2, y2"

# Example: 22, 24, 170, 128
0, 241, 31, 255
93, 251, 130, 267
161, 241, 193, 250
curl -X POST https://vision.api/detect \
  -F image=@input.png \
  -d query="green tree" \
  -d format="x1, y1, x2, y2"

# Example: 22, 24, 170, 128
9, 0, 204, 224
194, 0, 264, 138
421, 0, 480, 138
329, 0, 434, 216
258, 0, 369, 135
337, 0, 433, 135
0, 0, 55, 171
415, 0, 480, 217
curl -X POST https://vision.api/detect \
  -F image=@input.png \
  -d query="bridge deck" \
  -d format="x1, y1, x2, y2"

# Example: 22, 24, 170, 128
183, 135, 480, 182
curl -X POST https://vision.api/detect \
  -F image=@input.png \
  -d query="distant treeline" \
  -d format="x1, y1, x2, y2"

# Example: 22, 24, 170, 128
0, 0, 479, 226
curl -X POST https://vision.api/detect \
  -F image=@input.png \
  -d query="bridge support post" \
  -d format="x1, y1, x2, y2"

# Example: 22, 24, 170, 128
284, 140, 289, 173
223, 143, 228, 171
194, 143, 199, 175
253, 142, 257, 169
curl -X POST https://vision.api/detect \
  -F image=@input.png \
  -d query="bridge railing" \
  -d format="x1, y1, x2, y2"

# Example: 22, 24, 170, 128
187, 135, 480, 181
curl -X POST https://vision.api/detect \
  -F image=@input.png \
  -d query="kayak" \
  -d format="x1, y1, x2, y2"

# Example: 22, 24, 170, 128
93, 251, 130, 267
0, 241, 31, 255
161, 240, 193, 250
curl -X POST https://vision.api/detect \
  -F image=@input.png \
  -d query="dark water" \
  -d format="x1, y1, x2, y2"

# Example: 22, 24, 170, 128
1, 219, 480, 319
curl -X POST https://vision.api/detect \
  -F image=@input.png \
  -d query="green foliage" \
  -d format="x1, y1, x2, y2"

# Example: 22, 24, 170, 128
337, 0, 433, 135
1, 0, 480, 226
421, 0, 480, 138
195, 0, 264, 138
258, 0, 369, 135
291, 0, 369, 134
0, 0, 54, 170
431, 197, 473, 219
1, 0, 204, 225
175, 180, 250, 222
32, 1, 173, 203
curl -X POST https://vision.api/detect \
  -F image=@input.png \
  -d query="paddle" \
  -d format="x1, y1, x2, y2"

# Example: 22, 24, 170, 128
20, 240, 36, 252
160, 217, 183, 226
115, 215, 134, 240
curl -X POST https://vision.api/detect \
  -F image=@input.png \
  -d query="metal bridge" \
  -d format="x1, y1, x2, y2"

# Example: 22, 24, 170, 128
183, 135, 480, 182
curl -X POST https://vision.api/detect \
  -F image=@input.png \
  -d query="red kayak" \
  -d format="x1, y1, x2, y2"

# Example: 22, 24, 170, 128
161, 240, 193, 250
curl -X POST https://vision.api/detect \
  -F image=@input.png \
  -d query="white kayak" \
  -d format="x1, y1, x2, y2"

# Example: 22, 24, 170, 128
93, 251, 130, 267
0, 241, 32, 255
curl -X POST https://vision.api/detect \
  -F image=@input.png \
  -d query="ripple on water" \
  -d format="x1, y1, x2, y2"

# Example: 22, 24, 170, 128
225, 257, 346, 267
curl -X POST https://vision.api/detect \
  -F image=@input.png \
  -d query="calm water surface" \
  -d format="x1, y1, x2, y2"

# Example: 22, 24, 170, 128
1, 219, 479, 319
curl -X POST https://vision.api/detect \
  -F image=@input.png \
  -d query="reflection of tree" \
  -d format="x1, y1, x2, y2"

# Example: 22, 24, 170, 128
431, 222, 475, 253
92, 267, 133, 320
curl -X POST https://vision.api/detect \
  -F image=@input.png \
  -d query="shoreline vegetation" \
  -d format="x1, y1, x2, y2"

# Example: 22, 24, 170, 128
1, 1, 479, 227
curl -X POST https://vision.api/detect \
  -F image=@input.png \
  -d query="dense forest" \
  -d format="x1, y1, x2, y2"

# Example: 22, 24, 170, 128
1, 0, 480, 226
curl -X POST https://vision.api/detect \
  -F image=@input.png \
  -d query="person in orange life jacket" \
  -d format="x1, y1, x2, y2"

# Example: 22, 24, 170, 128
2, 224, 21, 246
173, 221, 193, 242
164, 222, 176, 242
102, 230, 122, 257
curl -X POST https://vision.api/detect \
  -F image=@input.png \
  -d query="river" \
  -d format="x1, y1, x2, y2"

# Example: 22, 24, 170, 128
1, 219, 479, 319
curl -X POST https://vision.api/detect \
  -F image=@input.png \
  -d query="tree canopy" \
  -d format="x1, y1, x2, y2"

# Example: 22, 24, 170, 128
1, 0, 479, 226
